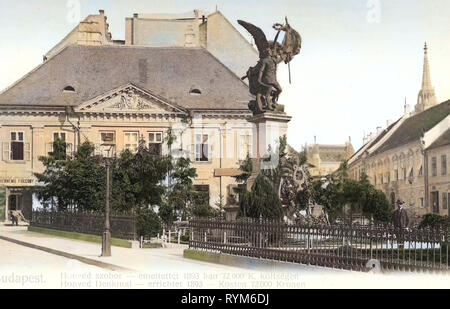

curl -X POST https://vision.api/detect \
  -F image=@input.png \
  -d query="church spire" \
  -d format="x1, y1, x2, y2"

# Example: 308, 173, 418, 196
415, 43, 437, 113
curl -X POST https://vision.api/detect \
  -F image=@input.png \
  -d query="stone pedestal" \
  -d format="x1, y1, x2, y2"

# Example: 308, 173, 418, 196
246, 112, 291, 190
224, 205, 240, 221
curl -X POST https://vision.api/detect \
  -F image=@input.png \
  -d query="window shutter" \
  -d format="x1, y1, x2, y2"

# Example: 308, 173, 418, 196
2, 142, 10, 161
24, 143, 31, 161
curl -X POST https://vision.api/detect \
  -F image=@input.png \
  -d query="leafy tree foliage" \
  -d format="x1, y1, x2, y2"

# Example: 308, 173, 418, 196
136, 208, 162, 237
308, 164, 392, 224
35, 140, 105, 211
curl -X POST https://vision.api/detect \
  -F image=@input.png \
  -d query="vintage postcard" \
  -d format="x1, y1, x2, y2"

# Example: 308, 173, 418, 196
0, 0, 449, 298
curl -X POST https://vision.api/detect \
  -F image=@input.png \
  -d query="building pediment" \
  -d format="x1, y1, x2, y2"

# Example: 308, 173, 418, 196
76, 84, 187, 115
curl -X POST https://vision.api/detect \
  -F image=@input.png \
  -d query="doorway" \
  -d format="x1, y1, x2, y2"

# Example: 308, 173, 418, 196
8, 194, 22, 211
431, 191, 439, 214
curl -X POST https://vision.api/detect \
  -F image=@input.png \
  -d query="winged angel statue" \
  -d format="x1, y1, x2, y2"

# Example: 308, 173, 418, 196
238, 18, 301, 114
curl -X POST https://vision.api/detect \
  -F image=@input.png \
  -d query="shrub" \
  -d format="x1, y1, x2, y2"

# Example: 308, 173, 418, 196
136, 208, 162, 237
419, 214, 450, 229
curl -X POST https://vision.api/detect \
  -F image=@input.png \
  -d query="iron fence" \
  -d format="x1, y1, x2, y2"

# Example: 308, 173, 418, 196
189, 218, 450, 273
31, 210, 136, 240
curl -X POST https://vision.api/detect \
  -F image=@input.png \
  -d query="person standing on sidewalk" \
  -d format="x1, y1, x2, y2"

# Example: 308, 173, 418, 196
393, 200, 409, 249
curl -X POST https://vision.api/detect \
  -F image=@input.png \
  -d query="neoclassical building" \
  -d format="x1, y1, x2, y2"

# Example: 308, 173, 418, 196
0, 10, 266, 221
349, 44, 450, 217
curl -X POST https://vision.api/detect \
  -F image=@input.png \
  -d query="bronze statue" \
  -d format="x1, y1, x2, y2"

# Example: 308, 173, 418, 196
238, 18, 301, 114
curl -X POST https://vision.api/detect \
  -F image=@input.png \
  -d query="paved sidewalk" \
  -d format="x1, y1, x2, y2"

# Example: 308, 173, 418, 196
1, 224, 450, 289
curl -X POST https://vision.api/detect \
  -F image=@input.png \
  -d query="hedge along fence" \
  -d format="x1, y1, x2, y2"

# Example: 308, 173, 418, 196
31, 210, 136, 240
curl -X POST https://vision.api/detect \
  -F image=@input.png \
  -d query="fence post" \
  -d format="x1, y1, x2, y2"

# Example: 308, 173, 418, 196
163, 228, 166, 243
140, 235, 143, 248
224, 231, 227, 244
204, 232, 207, 242
178, 230, 181, 244
169, 230, 171, 244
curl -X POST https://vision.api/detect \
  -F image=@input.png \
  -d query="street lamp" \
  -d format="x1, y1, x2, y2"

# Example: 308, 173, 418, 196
100, 143, 115, 257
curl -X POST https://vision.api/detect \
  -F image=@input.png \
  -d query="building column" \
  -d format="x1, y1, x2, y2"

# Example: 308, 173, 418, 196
32, 125, 45, 174
5, 187, 9, 222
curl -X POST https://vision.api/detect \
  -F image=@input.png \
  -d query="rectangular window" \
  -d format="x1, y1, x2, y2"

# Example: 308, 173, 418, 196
432, 157, 437, 177
53, 132, 66, 142
394, 169, 398, 181
420, 198, 424, 207
444, 193, 448, 210
49, 132, 68, 156
441, 155, 447, 176
195, 134, 209, 162
148, 132, 163, 156
402, 168, 407, 180
10, 132, 24, 160
124, 132, 139, 153
386, 172, 390, 184
101, 132, 115, 144
100, 131, 116, 157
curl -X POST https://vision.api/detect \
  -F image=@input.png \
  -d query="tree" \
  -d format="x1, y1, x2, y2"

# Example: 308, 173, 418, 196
136, 208, 162, 237
241, 173, 283, 220
164, 156, 200, 221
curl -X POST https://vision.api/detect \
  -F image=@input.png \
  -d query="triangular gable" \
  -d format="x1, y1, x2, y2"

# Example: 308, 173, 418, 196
76, 83, 187, 115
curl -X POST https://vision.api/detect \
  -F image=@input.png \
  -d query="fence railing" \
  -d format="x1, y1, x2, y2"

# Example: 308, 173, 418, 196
189, 218, 450, 273
31, 210, 136, 240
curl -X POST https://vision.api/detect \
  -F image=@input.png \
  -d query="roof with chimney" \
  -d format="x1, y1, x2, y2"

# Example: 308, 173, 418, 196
371, 100, 450, 155
0, 44, 252, 111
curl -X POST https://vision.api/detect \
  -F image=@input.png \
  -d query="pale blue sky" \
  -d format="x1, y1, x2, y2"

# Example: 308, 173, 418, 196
1, 0, 449, 151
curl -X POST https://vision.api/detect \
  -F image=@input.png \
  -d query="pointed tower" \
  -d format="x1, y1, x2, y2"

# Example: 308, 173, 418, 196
415, 43, 438, 113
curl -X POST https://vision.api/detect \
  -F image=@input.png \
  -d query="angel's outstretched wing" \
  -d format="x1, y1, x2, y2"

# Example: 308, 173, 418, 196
237, 20, 269, 57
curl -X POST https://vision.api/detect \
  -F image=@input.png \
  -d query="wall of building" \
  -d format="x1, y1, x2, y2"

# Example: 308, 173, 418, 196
427, 144, 450, 216
350, 141, 429, 217
46, 11, 113, 59
205, 12, 258, 79
0, 111, 255, 217
125, 18, 200, 47
124, 11, 258, 78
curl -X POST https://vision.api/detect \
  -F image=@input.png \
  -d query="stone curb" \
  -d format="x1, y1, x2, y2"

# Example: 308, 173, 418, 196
0, 235, 135, 273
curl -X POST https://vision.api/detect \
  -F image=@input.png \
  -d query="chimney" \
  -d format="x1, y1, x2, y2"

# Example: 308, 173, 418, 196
99, 9, 105, 15
404, 102, 410, 117
386, 119, 393, 127
376, 126, 382, 134
133, 13, 138, 18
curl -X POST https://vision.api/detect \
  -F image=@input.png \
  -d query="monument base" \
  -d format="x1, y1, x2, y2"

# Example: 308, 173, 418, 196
246, 111, 291, 190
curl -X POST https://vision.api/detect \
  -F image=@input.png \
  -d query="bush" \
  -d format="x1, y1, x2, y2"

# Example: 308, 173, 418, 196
419, 214, 450, 229
136, 208, 162, 237
240, 173, 283, 220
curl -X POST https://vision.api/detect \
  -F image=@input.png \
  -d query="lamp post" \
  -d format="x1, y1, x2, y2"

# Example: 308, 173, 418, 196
101, 144, 115, 257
